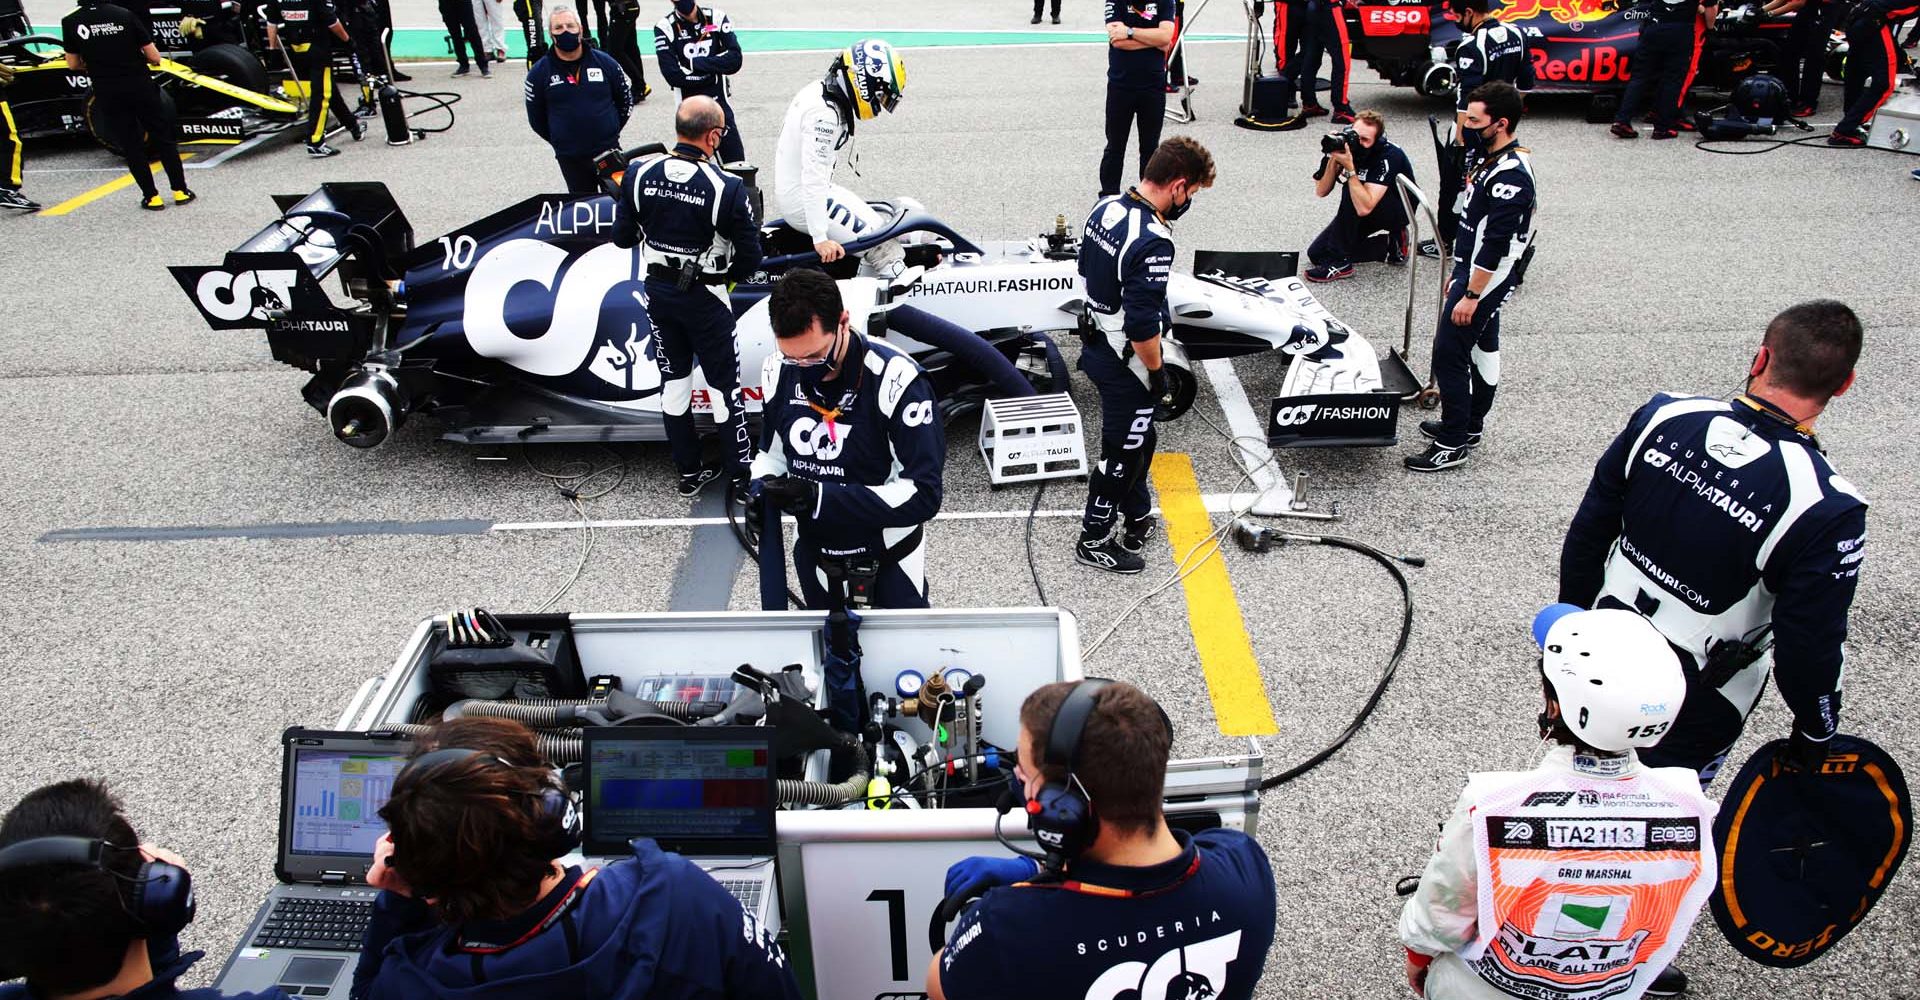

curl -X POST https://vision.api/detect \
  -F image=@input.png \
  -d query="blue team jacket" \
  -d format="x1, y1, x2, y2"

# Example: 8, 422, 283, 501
524, 47, 634, 158
353, 839, 800, 1000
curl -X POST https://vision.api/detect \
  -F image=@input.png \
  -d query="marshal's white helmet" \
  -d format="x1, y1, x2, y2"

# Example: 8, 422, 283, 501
1532, 604, 1686, 753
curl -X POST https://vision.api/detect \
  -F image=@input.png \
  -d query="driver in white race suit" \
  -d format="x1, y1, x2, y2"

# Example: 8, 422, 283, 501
1399, 605, 1717, 1000
773, 38, 912, 278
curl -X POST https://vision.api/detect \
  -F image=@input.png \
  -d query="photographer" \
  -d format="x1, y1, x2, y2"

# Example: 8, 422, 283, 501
351, 716, 802, 999
0, 779, 283, 998
929, 680, 1277, 1000
1304, 110, 1414, 283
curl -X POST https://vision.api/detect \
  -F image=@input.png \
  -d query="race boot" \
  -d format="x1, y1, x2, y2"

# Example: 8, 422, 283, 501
1645, 966, 1688, 998
0, 188, 40, 212
307, 142, 342, 158
140, 192, 165, 211
678, 465, 724, 498
172, 188, 197, 206
1419, 420, 1480, 448
1077, 532, 1145, 575
1119, 515, 1157, 555
1404, 441, 1473, 473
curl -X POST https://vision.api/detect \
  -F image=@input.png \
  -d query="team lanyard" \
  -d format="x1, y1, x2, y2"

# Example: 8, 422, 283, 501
1734, 393, 1821, 448
456, 867, 600, 954
805, 334, 865, 443
1014, 852, 1201, 899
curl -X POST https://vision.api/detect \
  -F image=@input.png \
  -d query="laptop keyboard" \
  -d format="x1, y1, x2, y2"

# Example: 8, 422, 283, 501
250, 896, 375, 951
714, 877, 762, 913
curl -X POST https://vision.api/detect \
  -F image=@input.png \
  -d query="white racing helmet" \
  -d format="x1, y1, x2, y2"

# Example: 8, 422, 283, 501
1532, 604, 1687, 753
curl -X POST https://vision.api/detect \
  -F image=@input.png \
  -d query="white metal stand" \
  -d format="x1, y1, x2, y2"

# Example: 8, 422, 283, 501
977, 393, 1088, 487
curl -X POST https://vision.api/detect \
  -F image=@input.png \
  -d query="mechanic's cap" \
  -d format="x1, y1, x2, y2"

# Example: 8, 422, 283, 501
1532, 603, 1585, 649
673, 0, 696, 11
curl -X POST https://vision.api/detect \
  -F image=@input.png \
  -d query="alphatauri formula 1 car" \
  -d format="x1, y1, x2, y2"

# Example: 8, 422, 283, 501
171, 172, 1403, 451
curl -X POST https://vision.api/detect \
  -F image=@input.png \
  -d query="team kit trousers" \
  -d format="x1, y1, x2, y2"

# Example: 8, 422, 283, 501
644, 279, 753, 477
1837, 11, 1918, 135
1429, 267, 1513, 449
1078, 338, 1157, 542
1099, 84, 1165, 197
93, 83, 188, 197
1614, 20, 1705, 129
292, 39, 356, 145
1298, 0, 1352, 110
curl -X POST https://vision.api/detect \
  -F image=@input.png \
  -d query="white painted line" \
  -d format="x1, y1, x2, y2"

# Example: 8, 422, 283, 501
192, 132, 277, 168
490, 495, 1247, 533
1199, 358, 1295, 516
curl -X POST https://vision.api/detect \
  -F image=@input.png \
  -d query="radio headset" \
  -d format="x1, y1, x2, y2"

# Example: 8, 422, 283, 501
0, 836, 197, 960
399, 749, 582, 859
927, 679, 1174, 949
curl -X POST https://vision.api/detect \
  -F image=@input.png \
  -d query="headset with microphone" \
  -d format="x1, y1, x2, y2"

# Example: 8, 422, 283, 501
0, 835, 197, 976
930, 679, 1175, 950
399, 748, 583, 860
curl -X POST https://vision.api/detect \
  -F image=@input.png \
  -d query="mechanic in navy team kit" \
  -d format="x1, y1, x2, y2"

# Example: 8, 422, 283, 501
1304, 110, 1414, 283
1408, 82, 1534, 474
0, 780, 285, 999
1099, 0, 1176, 197
613, 96, 762, 499
263, 0, 369, 157
350, 717, 803, 999
525, 3, 635, 193
0, 62, 37, 212
1559, 300, 1868, 786
61, 0, 196, 209
1830, 0, 1920, 145
1451, 0, 1533, 138
1268, 0, 1308, 108
1297, 0, 1354, 122
1075, 137, 1212, 575
929, 680, 1277, 1000
653, 0, 745, 163
750, 269, 945, 610
1610, 0, 1717, 139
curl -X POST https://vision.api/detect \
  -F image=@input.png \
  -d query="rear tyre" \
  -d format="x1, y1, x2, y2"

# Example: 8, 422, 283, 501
87, 88, 178, 158
1154, 363, 1197, 422
190, 42, 272, 96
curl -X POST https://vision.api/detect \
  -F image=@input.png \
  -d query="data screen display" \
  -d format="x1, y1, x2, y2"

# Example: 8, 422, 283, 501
588, 737, 773, 846
288, 750, 408, 857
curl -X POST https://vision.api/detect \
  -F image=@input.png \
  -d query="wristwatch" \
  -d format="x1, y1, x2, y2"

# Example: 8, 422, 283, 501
1126, 25, 1135, 38
1464, 289, 1482, 300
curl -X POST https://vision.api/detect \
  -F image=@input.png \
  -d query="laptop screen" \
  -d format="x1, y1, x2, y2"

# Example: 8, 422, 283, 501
285, 744, 409, 859
583, 727, 777, 857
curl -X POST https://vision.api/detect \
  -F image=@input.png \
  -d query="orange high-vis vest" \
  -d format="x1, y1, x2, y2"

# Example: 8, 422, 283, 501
1463, 761, 1717, 1000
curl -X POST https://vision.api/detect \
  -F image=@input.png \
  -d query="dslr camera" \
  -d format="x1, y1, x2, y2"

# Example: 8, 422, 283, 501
1321, 127, 1360, 155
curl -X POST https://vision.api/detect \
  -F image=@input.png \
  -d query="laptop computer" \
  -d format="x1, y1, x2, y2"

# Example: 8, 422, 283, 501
580, 726, 781, 933
214, 729, 412, 999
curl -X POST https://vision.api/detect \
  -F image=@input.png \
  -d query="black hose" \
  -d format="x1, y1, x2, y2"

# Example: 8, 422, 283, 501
446, 697, 713, 724
722, 475, 806, 610
395, 89, 461, 133
1024, 479, 1049, 606
1258, 533, 1418, 790
387, 722, 585, 763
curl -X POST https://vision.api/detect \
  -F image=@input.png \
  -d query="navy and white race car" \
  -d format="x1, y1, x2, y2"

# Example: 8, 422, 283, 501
171, 168, 1405, 452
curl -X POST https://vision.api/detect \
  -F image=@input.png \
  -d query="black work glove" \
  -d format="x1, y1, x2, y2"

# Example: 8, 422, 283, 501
1148, 366, 1170, 405
1779, 727, 1833, 774
760, 475, 819, 518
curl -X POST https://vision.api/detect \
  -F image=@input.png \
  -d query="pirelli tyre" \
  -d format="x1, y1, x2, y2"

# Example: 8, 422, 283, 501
190, 42, 271, 96
86, 87, 178, 157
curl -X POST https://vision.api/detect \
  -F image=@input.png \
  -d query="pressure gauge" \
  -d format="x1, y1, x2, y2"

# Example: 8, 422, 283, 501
944, 668, 974, 691
895, 669, 925, 699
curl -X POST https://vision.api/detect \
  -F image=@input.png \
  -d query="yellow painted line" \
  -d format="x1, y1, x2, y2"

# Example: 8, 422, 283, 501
1150, 452, 1279, 737
40, 153, 196, 216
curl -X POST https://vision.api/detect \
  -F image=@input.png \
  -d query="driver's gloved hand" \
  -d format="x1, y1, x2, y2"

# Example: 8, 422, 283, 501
943, 855, 1039, 900
1780, 727, 1833, 774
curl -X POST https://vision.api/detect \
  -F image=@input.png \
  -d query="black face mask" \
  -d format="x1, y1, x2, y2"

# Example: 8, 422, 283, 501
1164, 189, 1195, 221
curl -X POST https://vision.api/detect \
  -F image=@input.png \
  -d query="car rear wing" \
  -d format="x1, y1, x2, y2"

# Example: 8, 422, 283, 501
232, 182, 414, 282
